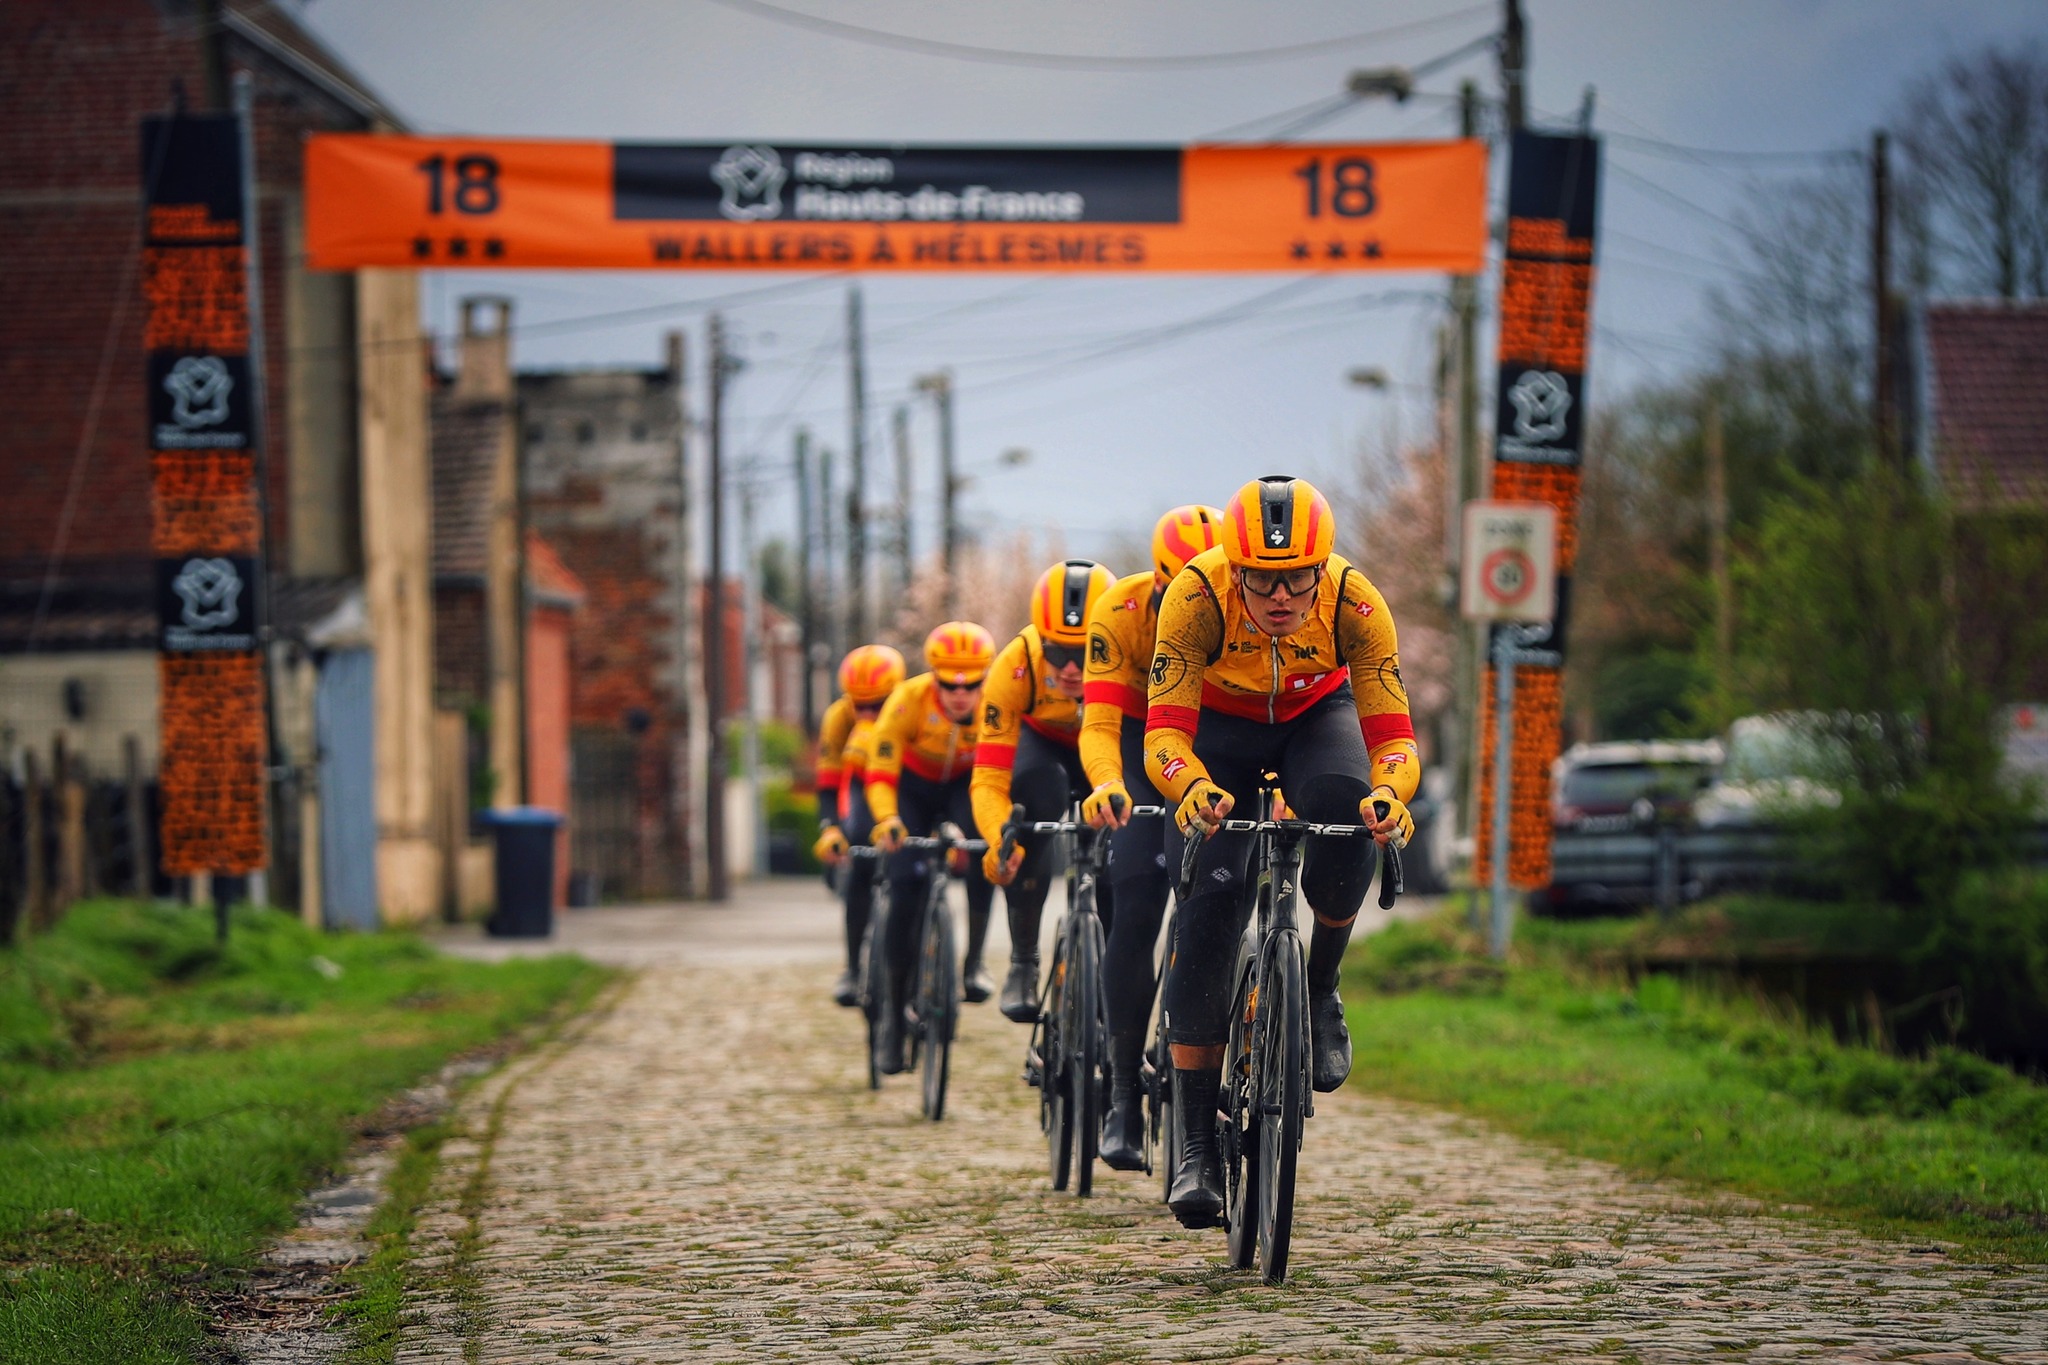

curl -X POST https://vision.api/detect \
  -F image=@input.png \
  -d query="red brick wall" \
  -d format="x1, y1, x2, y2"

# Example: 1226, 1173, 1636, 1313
0, 0, 373, 582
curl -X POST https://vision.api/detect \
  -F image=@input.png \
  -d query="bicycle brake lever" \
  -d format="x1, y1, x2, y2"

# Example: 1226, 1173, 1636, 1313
996, 801, 1027, 870
1372, 799, 1405, 908
1176, 829, 1204, 904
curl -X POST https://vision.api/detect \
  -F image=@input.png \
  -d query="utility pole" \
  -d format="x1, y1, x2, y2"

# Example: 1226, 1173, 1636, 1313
1873, 129, 1897, 466
198, 0, 228, 109
891, 404, 914, 601
915, 371, 959, 615
670, 330, 706, 900
1451, 77, 1485, 852
739, 475, 767, 877
845, 288, 869, 645
819, 446, 839, 662
704, 314, 732, 902
794, 426, 816, 731
1705, 392, 1732, 680
1500, 0, 1527, 134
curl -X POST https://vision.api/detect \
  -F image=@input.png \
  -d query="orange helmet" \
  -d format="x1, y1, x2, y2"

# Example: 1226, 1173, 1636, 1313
1030, 560, 1114, 648
923, 621, 996, 685
1221, 475, 1335, 570
1152, 504, 1226, 586
838, 644, 905, 705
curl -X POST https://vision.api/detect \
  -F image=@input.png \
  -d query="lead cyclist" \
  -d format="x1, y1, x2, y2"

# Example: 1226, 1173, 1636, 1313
1143, 475, 1419, 1229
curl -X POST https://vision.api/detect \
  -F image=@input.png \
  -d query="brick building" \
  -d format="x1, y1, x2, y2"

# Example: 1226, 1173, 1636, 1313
0, 0, 441, 923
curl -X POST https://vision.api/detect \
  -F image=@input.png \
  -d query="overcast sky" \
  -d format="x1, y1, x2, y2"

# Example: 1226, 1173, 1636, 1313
291, 0, 2043, 568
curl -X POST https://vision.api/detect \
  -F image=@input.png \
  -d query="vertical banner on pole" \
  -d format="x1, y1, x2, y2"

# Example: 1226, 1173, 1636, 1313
142, 113, 268, 876
1474, 129, 1600, 891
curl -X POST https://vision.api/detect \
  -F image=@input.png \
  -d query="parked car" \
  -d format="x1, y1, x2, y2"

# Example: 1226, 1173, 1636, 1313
1539, 740, 1720, 913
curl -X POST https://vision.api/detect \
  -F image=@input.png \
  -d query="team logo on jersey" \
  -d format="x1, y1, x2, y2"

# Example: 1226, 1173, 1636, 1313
984, 704, 1000, 729
1113, 598, 1141, 611
1089, 632, 1109, 666
1286, 670, 1331, 692
1352, 600, 1375, 618
1161, 757, 1187, 782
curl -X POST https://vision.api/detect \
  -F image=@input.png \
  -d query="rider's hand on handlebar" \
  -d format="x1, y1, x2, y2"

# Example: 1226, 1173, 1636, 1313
813, 825, 849, 865
1175, 779, 1233, 837
982, 843, 1025, 886
1081, 780, 1132, 829
872, 815, 907, 852
1361, 788, 1413, 849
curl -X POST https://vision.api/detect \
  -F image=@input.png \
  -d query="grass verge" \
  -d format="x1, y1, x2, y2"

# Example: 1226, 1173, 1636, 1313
0, 899, 610, 1362
1343, 910, 2048, 1262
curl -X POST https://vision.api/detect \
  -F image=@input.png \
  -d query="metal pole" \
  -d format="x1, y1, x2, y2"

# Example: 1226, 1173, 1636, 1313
845, 287, 869, 644
891, 403, 913, 600
1489, 628, 1517, 960
704, 315, 730, 902
819, 447, 839, 660
794, 427, 815, 731
740, 478, 767, 877
1453, 77, 1484, 867
1500, 0, 1527, 134
934, 374, 959, 614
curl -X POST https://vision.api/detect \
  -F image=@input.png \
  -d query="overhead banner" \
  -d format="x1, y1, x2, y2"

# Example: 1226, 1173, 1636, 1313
142, 112, 269, 877
1474, 128, 1601, 892
304, 136, 1487, 273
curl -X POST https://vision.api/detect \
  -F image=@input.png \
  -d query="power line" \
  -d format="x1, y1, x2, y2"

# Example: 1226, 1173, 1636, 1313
1607, 131, 1859, 166
1202, 28, 1498, 141
699, 0, 1494, 72
1606, 160, 1749, 235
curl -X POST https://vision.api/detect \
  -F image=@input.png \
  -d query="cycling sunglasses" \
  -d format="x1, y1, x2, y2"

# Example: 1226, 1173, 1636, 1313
935, 677, 982, 693
1042, 641, 1085, 669
1239, 564, 1323, 599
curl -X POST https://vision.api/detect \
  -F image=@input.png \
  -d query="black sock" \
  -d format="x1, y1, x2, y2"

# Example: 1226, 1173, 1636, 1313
964, 900, 990, 970
1307, 916, 1355, 997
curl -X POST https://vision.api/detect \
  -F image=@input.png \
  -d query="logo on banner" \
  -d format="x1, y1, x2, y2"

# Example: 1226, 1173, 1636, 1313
164, 356, 234, 429
172, 557, 243, 630
1507, 369, 1571, 444
711, 145, 786, 221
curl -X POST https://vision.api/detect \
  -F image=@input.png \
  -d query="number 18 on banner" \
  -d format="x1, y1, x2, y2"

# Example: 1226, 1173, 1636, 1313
1460, 501, 1557, 624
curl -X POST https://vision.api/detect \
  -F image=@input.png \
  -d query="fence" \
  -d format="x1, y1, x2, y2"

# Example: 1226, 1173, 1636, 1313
1, 733, 161, 942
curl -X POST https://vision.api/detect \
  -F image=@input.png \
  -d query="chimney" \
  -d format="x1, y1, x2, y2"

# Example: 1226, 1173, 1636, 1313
455, 296, 513, 399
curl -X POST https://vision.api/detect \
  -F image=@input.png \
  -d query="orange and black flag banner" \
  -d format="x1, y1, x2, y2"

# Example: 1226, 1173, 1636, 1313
1476, 128, 1601, 891
142, 113, 268, 876
304, 136, 1487, 274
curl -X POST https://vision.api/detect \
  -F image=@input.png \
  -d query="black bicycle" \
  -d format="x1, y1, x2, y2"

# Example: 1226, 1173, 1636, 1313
1175, 789, 1402, 1284
897, 830, 984, 1121
1148, 898, 1182, 1201
848, 845, 890, 1093
1013, 799, 1165, 1196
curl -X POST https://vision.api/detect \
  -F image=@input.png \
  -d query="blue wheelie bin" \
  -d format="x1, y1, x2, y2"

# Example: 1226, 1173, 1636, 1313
482, 807, 564, 937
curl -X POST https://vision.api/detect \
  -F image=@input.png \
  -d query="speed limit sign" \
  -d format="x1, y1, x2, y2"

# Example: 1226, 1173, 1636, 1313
1461, 501, 1557, 623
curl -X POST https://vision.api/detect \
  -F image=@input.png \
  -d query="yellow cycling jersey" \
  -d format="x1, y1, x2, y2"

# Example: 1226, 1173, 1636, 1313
839, 715, 877, 812
1080, 570, 1159, 789
1143, 545, 1419, 805
864, 673, 979, 823
970, 625, 1081, 848
815, 695, 858, 798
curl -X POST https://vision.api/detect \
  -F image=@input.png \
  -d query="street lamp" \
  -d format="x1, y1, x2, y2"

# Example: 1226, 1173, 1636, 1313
1346, 67, 1414, 103
1346, 366, 1389, 390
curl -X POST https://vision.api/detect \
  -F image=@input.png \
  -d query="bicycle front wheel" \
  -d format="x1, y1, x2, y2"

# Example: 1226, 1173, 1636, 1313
918, 887, 958, 1121
1255, 934, 1307, 1285
858, 911, 886, 1092
1221, 951, 1261, 1269
1069, 902, 1104, 1197
1041, 936, 1073, 1190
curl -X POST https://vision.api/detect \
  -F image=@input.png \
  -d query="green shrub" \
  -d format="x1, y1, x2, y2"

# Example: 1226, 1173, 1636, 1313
765, 779, 821, 874
1913, 867, 2048, 1063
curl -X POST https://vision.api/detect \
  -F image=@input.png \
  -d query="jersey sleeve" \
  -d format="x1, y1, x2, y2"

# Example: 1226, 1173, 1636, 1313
1336, 568, 1421, 803
970, 635, 1031, 847
863, 682, 915, 823
815, 699, 852, 826
1142, 569, 1225, 804
1079, 590, 1141, 789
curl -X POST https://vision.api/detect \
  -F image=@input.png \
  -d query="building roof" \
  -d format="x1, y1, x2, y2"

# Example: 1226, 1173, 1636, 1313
1925, 301, 2048, 508
224, 0, 405, 129
525, 531, 587, 610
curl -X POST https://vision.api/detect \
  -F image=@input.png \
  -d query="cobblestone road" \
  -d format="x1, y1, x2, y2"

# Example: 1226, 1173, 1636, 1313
400, 883, 2048, 1364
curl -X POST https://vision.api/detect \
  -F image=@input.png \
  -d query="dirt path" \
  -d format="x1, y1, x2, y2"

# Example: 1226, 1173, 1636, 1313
394, 883, 2047, 1364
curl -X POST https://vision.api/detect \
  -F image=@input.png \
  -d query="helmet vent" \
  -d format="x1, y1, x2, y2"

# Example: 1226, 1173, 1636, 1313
1060, 561, 1089, 627
1260, 479, 1294, 552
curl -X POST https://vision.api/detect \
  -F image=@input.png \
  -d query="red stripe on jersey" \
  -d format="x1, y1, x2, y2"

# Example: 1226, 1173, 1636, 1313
1146, 703, 1200, 735
1362, 712, 1417, 748
1083, 679, 1146, 717
974, 741, 1017, 771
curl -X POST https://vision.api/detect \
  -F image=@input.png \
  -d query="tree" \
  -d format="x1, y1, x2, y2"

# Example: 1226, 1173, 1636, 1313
1896, 44, 2048, 301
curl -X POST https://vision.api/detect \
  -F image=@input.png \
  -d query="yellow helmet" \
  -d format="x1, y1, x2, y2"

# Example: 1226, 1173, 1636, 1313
1152, 504, 1226, 586
923, 621, 996, 685
838, 644, 906, 705
1029, 560, 1114, 649
1222, 475, 1335, 570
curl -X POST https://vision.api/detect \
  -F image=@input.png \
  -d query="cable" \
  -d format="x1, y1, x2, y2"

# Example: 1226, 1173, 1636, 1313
699, 0, 1494, 72
1606, 160, 1749, 235
1607, 131, 1859, 166
1201, 28, 1498, 142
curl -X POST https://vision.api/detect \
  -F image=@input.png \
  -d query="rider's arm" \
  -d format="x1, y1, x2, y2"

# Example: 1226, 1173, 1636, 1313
814, 697, 853, 826
863, 681, 915, 823
970, 635, 1031, 847
1142, 568, 1225, 805
1079, 589, 1145, 789
839, 721, 871, 817
1337, 568, 1421, 805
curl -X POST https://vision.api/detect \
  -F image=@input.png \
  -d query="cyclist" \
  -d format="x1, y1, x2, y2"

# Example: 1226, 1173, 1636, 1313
867, 621, 1000, 1072
815, 644, 907, 1008
972, 559, 1116, 1023
1143, 475, 1418, 1227
1078, 505, 1224, 1171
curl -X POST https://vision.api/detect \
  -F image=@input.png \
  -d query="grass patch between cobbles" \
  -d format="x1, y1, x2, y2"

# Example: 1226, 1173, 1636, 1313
0, 898, 608, 1362
1343, 910, 2048, 1262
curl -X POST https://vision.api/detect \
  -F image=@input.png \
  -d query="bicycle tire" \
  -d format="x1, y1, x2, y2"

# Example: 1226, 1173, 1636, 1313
1152, 1000, 1176, 1201
1221, 948, 1261, 1269
860, 895, 888, 1092
1256, 934, 1307, 1285
1070, 902, 1104, 1197
919, 888, 957, 1121
1042, 937, 1073, 1190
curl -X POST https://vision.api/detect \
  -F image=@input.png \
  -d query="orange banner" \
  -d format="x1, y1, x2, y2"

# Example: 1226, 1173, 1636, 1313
305, 136, 1486, 274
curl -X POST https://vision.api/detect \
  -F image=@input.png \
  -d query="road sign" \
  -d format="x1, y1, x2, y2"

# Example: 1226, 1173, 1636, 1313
304, 136, 1487, 273
1461, 501, 1556, 623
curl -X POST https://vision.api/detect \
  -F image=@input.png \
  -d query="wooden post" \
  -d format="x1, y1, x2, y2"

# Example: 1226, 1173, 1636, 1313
22, 750, 46, 932
0, 767, 16, 944
124, 735, 152, 899
54, 736, 87, 920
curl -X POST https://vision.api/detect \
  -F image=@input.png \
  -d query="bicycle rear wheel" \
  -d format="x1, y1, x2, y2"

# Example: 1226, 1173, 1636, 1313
1069, 902, 1104, 1197
918, 886, 958, 1121
1255, 935, 1307, 1285
860, 899, 888, 1092
1221, 951, 1261, 1269
1151, 997, 1175, 1201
